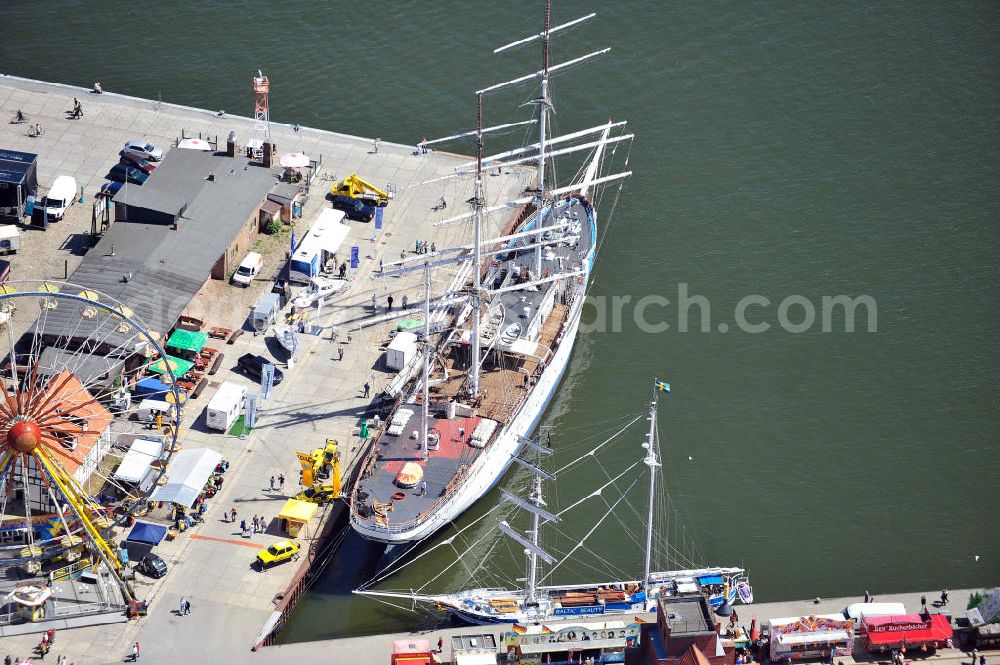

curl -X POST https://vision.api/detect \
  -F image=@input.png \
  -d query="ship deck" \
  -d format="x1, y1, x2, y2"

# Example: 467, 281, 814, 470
353, 198, 592, 533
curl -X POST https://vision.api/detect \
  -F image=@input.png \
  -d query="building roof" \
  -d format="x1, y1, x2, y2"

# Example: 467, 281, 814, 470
42, 150, 276, 343
676, 644, 713, 665
41, 370, 113, 475
661, 595, 715, 635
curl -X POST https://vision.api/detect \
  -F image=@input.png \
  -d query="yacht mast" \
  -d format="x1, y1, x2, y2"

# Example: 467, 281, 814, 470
643, 380, 664, 602
421, 261, 431, 460
469, 93, 485, 398
533, 0, 552, 278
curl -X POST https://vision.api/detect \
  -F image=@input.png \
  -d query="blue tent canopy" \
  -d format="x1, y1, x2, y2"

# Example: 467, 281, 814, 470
127, 522, 168, 546
697, 574, 725, 586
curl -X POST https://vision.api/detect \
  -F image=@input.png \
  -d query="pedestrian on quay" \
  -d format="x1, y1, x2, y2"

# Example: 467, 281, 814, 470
240, 519, 247, 533
978, 654, 985, 665
387, 295, 394, 312
864, 589, 871, 603
47, 628, 54, 645
258, 515, 266, 533
921, 594, 927, 610
252, 515, 259, 533
230, 506, 237, 523
363, 382, 371, 398
269, 475, 275, 491
338, 346, 344, 361
941, 588, 949, 606
402, 295, 408, 309
179, 597, 186, 615
431, 242, 436, 253
437, 636, 444, 653
371, 293, 379, 314
132, 642, 140, 661
278, 474, 285, 490
373, 137, 381, 154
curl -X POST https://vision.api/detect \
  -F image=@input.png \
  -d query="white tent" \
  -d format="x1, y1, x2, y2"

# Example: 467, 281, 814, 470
149, 448, 222, 507
113, 438, 164, 491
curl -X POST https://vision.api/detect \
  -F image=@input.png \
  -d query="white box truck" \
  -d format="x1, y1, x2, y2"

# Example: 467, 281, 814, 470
43, 175, 77, 221
386, 332, 418, 372
206, 382, 247, 431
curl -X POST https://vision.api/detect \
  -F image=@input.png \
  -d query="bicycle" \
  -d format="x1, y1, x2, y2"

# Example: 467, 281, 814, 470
28, 124, 45, 137
10, 111, 28, 124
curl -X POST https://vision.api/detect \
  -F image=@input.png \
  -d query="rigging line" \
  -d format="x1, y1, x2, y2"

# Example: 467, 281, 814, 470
363, 500, 508, 587
542, 523, 632, 583
552, 414, 643, 475
588, 140, 632, 282
545, 473, 641, 580
364, 593, 426, 614
554, 461, 639, 517
592, 457, 647, 528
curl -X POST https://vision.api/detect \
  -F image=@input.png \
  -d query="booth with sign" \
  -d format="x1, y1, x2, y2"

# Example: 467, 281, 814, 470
860, 613, 953, 653
768, 615, 855, 662
503, 619, 642, 664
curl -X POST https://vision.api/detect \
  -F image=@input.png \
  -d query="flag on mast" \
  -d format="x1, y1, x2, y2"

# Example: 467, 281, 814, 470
654, 379, 671, 393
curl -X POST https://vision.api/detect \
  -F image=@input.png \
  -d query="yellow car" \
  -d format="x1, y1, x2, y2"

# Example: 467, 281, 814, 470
256, 540, 301, 568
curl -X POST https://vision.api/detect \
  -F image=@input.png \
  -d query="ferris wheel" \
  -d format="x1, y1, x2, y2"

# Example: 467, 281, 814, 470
0, 280, 182, 605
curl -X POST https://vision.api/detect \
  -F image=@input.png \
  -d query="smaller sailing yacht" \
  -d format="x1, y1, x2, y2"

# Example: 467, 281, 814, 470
355, 378, 753, 625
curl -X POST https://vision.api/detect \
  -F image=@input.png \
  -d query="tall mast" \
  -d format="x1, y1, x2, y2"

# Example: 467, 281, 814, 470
643, 380, 663, 602
421, 262, 431, 460
533, 0, 552, 278
526, 433, 545, 604
470, 93, 485, 398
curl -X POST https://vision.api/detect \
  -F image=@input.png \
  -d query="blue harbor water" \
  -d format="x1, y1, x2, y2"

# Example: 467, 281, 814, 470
2, 0, 997, 641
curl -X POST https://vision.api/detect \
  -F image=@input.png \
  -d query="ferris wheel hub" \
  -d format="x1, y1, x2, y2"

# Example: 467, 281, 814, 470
7, 419, 42, 453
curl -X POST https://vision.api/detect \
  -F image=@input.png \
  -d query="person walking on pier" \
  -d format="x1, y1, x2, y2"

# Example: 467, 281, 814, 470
373, 137, 381, 154
132, 642, 140, 661
363, 382, 371, 398
921, 594, 927, 611
402, 295, 408, 309
278, 474, 285, 490
941, 588, 949, 606
863, 589, 871, 603
269, 475, 275, 491
437, 636, 444, 653
387, 295, 394, 312
230, 506, 238, 523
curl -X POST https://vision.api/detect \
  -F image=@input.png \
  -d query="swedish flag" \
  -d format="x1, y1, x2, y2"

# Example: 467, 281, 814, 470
655, 379, 671, 393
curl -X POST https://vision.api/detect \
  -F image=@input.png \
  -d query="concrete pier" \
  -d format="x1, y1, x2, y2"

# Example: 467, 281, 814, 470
0, 75, 532, 664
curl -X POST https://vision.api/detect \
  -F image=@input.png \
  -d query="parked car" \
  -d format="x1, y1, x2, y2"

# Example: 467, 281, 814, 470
119, 152, 157, 174
98, 181, 123, 198
108, 163, 148, 185
231, 251, 264, 287
122, 140, 164, 161
135, 554, 168, 578
330, 195, 376, 223
256, 540, 300, 569
237, 353, 285, 385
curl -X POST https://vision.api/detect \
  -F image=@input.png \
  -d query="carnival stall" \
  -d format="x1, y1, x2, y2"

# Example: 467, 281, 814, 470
860, 613, 953, 653
768, 615, 855, 662
503, 619, 642, 664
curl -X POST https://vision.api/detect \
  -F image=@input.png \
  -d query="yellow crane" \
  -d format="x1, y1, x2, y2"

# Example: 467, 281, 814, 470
295, 439, 342, 503
330, 173, 391, 206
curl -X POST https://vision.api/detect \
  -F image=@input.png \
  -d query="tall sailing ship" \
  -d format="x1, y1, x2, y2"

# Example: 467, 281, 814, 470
349, 4, 633, 545
355, 379, 754, 625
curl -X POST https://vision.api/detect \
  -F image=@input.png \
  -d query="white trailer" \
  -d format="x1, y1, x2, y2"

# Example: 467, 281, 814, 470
206, 382, 247, 432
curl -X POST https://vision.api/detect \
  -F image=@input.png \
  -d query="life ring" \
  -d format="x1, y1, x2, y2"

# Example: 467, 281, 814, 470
391, 491, 406, 501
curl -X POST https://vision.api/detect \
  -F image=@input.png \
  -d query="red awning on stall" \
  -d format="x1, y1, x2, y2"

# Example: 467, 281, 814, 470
864, 614, 952, 646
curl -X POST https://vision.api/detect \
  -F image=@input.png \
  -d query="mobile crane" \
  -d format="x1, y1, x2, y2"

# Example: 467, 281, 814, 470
330, 173, 392, 207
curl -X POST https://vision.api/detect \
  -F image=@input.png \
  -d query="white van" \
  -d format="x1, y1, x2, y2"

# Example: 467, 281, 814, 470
206, 382, 247, 431
232, 252, 264, 287
43, 175, 77, 221
844, 602, 907, 621
137, 398, 172, 423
